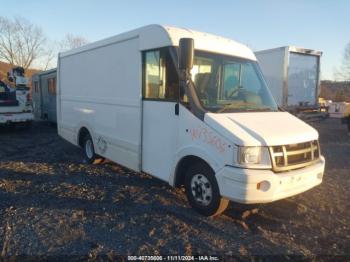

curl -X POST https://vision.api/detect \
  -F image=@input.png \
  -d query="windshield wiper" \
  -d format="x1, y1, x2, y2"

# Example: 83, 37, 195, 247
215, 102, 243, 113
217, 105, 274, 113
244, 108, 274, 112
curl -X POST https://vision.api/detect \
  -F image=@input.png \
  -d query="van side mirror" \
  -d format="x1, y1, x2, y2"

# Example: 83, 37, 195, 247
179, 38, 194, 71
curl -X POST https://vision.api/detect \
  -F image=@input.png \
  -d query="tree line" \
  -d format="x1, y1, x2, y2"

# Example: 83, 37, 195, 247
1, 15, 349, 82
335, 42, 350, 82
0, 16, 88, 71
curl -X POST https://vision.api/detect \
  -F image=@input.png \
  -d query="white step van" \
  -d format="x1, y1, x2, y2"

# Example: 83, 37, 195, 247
57, 25, 325, 216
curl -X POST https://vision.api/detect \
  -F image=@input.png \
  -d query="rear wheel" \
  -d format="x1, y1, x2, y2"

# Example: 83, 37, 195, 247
185, 163, 229, 216
83, 133, 104, 164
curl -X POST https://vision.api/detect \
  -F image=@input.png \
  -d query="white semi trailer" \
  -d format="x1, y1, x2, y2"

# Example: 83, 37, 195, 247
255, 46, 322, 112
57, 25, 325, 216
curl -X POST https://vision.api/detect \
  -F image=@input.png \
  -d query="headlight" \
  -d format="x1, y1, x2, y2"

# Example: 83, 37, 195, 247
237, 146, 271, 168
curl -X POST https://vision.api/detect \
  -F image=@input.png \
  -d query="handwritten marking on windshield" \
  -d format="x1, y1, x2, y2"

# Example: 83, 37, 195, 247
189, 127, 227, 153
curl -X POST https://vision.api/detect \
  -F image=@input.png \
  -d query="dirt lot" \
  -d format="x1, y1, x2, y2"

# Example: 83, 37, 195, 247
0, 119, 349, 259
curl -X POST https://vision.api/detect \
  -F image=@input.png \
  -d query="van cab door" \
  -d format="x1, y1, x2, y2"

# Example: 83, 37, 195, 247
141, 48, 179, 182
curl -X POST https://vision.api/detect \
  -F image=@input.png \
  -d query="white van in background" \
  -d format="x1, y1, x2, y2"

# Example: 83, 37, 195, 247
57, 25, 325, 216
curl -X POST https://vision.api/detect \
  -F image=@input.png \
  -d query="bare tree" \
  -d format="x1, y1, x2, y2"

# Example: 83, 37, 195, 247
60, 33, 88, 51
41, 41, 58, 70
335, 42, 350, 81
34, 34, 89, 70
0, 16, 46, 70
39, 34, 88, 70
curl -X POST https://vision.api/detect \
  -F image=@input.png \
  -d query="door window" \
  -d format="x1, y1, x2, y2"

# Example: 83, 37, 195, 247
48, 78, 56, 95
34, 81, 39, 93
143, 48, 179, 101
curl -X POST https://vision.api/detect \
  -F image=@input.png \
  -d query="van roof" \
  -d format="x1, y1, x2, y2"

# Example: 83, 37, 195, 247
32, 68, 57, 78
60, 24, 256, 61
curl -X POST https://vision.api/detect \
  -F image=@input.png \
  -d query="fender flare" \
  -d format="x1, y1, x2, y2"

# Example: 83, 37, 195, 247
169, 145, 222, 186
76, 121, 96, 146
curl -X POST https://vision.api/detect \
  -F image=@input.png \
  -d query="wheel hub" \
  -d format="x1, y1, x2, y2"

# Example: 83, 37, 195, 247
190, 174, 212, 206
85, 139, 93, 159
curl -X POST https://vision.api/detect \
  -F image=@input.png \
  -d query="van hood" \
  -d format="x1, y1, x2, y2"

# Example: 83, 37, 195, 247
204, 112, 318, 146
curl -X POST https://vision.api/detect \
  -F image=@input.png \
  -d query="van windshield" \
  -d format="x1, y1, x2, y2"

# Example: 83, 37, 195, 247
191, 51, 278, 113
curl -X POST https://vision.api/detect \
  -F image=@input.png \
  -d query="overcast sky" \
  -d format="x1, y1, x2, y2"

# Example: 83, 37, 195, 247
1, 0, 348, 80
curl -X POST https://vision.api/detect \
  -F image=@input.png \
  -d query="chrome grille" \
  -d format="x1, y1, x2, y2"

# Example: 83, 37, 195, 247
269, 140, 320, 172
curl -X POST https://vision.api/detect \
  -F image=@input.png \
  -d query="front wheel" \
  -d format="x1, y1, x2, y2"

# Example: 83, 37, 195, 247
185, 163, 229, 216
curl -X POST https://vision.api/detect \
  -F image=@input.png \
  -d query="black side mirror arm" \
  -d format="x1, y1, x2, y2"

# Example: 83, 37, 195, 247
179, 70, 206, 120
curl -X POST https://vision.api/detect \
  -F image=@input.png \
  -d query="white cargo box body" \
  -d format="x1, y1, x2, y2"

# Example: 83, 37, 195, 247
58, 33, 143, 170
255, 46, 322, 108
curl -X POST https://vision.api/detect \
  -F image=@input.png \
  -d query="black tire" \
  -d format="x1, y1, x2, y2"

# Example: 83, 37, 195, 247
82, 133, 103, 164
185, 162, 229, 216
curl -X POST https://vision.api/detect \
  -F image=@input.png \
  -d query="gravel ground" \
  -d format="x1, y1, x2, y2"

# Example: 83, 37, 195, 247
0, 119, 349, 259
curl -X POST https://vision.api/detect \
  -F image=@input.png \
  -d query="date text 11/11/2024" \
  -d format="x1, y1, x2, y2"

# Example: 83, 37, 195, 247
127, 255, 220, 261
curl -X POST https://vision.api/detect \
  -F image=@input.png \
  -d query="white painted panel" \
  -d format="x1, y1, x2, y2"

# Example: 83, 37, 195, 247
205, 111, 319, 146
142, 101, 178, 181
58, 37, 142, 171
177, 106, 234, 171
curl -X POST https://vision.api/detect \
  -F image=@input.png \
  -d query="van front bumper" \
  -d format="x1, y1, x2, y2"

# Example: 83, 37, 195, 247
216, 156, 325, 204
